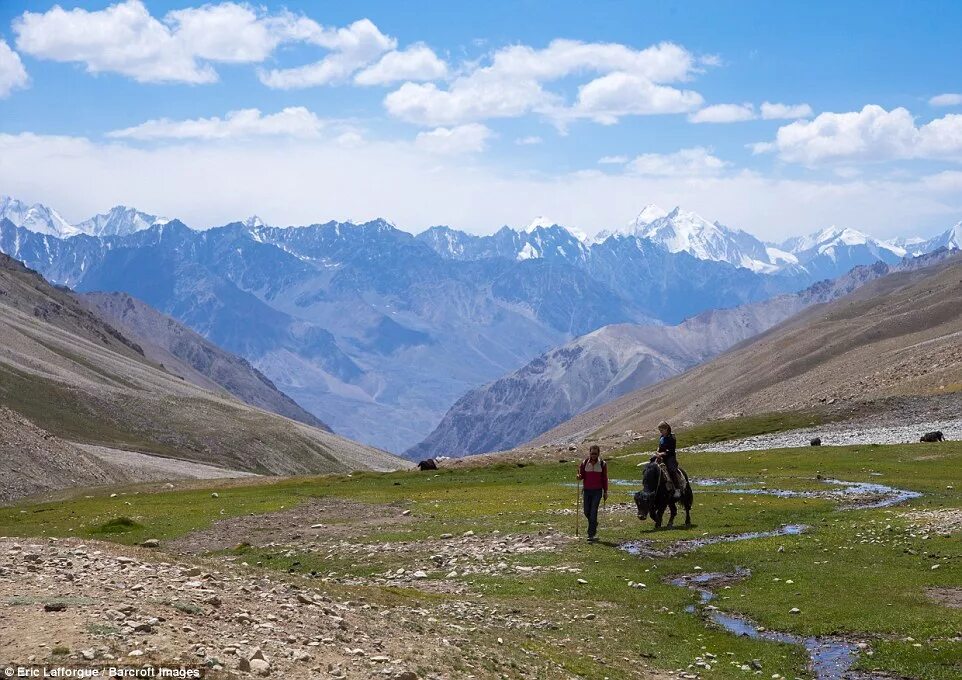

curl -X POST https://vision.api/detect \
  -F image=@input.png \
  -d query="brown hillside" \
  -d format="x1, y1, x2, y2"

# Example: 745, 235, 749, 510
534, 252, 962, 444
0, 254, 406, 480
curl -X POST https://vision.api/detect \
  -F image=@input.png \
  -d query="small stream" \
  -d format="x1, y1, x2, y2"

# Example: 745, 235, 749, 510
569, 478, 921, 510
718, 479, 921, 510
618, 478, 921, 679
622, 523, 807, 557
671, 571, 859, 680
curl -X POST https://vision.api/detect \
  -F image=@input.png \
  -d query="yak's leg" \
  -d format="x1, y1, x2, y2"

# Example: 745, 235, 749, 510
684, 500, 692, 526
653, 507, 663, 528
667, 500, 677, 528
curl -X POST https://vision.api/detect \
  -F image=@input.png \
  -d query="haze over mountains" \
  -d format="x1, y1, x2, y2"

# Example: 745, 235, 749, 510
1, 193, 959, 454
409, 260, 893, 458
534, 249, 962, 446
0, 252, 402, 500
83, 291, 329, 430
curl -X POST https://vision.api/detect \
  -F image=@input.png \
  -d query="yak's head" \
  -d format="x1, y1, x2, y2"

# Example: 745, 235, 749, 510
634, 490, 653, 520
634, 461, 662, 519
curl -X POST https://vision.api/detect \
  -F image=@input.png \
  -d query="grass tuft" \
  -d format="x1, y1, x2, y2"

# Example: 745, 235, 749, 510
90, 516, 144, 534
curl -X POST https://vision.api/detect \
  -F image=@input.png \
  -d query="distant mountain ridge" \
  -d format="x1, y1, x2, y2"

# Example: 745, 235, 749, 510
407, 260, 893, 458
532, 248, 962, 447
1, 193, 959, 453
0, 252, 404, 488
83, 291, 330, 430
4, 193, 955, 279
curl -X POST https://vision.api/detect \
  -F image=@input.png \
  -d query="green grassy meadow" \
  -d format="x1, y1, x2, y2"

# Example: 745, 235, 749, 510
1, 439, 959, 679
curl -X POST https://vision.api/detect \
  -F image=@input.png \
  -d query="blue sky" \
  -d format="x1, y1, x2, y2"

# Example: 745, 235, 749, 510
0, 0, 960, 240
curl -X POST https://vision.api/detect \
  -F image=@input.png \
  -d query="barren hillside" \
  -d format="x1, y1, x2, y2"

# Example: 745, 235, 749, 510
0, 254, 406, 482
535, 252, 962, 444
83, 291, 329, 430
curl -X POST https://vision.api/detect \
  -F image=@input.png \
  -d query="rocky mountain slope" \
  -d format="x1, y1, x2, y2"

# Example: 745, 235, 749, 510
0, 213, 798, 452
0, 407, 129, 503
0, 253, 404, 481
2, 195, 958, 452
534, 250, 962, 445
409, 260, 891, 458
83, 291, 329, 430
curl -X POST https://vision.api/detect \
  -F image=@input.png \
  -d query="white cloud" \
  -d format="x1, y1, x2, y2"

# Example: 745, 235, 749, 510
568, 72, 703, 125
258, 19, 395, 89
354, 44, 447, 86
13, 0, 321, 84
689, 103, 755, 124
760, 102, 813, 119
627, 147, 727, 176
384, 39, 704, 126
515, 136, 543, 145
0, 40, 28, 97
414, 124, 493, 154
165, 4, 319, 63
930, 93, 962, 107
385, 78, 553, 127
486, 39, 698, 83
107, 108, 327, 140
688, 102, 811, 123
1, 132, 960, 241
754, 105, 962, 164
598, 155, 628, 164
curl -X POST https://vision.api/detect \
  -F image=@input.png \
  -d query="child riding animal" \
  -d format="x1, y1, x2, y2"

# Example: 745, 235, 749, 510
654, 421, 687, 498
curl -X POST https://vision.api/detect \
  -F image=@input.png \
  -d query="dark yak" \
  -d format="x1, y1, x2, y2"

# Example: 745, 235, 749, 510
920, 431, 945, 442
633, 459, 693, 528
810, 437, 822, 446
417, 458, 439, 470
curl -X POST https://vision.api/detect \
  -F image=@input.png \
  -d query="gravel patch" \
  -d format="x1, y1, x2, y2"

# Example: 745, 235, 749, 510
685, 419, 962, 453
78, 445, 260, 481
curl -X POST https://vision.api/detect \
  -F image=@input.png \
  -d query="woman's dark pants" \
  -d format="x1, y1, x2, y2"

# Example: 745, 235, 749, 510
583, 488, 603, 538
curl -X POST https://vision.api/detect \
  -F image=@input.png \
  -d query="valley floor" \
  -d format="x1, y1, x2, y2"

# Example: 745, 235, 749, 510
0, 438, 959, 679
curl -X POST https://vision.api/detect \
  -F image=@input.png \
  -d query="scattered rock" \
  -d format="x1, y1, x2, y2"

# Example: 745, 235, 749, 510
249, 658, 271, 676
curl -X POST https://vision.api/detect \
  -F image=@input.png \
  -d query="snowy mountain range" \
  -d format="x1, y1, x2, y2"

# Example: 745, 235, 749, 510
418, 202, 956, 281
1, 192, 958, 455
4, 193, 955, 280
0, 196, 168, 239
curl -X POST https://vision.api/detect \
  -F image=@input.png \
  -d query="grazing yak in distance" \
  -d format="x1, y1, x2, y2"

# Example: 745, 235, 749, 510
417, 458, 439, 471
810, 437, 822, 446
920, 431, 945, 443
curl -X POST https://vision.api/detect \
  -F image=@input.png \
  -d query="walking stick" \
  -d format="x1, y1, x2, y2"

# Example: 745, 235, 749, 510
575, 478, 581, 537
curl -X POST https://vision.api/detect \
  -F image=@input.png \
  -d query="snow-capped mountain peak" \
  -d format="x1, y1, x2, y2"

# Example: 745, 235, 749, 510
786, 225, 906, 258
629, 204, 670, 230
525, 215, 556, 231
243, 215, 266, 229
520, 216, 589, 244
0, 196, 80, 238
594, 204, 670, 242
76, 205, 167, 237
638, 206, 783, 273
922, 220, 962, 253
946, 221, 962, 249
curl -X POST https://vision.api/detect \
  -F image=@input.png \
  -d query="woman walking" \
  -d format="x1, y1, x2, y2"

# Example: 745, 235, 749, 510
577, 445, 608, 541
